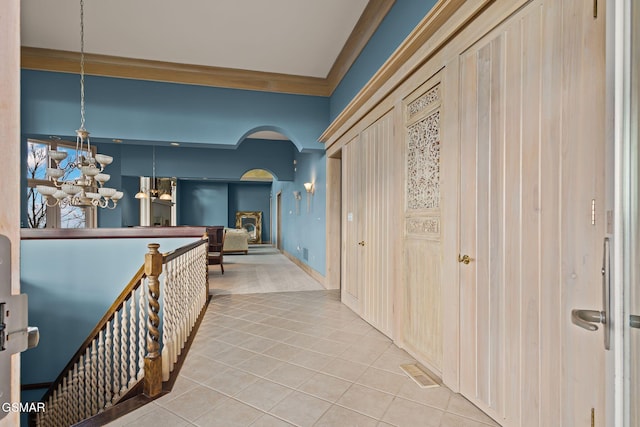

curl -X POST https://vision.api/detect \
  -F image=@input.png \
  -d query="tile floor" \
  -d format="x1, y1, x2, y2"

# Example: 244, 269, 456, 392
107, 248, 500, 427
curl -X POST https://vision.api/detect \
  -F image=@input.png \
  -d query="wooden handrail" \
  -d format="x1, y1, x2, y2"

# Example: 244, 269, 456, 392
38, 263, 147, 406
163, 236, 207, 263
34, 237, 209, 426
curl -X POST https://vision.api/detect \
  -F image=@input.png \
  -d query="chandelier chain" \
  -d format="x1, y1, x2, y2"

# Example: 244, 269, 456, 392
79, 0, 86, 131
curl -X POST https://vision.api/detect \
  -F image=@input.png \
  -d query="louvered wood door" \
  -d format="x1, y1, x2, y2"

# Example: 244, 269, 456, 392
342, 112, 395, 337
458, 0, 606, 425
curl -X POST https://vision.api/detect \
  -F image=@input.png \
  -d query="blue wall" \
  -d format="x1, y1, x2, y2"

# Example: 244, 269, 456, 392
120, 175, 141, 227
272, 150, 326, 275
21, 70, 329, 152
178, 181, 229, 226
119, 139, 295, 181
228, 182, 272, 243
329, 0, 438, 120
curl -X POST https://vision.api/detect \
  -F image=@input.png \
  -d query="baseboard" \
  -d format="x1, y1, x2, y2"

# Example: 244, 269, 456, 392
281, 250, 326, 288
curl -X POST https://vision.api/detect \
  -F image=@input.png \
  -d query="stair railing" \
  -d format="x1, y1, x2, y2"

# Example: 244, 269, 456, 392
33, 237, 209, 427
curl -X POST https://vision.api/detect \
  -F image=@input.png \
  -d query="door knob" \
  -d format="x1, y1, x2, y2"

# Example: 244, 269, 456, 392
458, 254, 471, 264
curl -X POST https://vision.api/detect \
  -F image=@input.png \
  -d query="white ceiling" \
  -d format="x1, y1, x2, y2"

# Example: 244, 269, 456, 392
21, 0, 370, 78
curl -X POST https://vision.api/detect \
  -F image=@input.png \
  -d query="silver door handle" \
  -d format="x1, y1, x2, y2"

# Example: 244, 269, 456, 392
569, 238, 611, 350
572, 309, 605, 332
631, 315, 640, 329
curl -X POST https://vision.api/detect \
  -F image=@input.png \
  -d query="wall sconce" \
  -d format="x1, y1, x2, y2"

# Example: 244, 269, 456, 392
304, 182, 314, 212
304, 182, 314, 194
293, 191, 302, 215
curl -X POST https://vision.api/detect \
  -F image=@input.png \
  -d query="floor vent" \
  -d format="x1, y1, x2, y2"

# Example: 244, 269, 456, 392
400, 363, 439, 388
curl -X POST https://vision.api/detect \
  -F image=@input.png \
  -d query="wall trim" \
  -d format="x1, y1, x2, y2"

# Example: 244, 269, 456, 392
281, 250, 328, 288
21, 47, 330, 96
320, 0, 494, 147
326, 0, 396, 93
20, 0, 394, 97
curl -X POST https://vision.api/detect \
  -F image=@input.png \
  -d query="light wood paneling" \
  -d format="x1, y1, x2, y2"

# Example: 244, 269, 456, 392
401, 77, 443, 374
341, 113, 395, 337
458, 1, 605, 426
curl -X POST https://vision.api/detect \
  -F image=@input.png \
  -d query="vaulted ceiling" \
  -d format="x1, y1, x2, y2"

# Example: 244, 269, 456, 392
21, 0, 395, 96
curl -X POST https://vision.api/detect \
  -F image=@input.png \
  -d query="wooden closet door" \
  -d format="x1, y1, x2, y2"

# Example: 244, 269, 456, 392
342, 136, 363, 313
341, 112, 395, 337
458, 1, 606, 425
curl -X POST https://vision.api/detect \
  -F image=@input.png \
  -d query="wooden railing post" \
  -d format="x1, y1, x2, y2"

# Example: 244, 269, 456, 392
144, 243, 163, 397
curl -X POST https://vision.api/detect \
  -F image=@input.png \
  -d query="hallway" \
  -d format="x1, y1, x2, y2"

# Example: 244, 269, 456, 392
107, 248, 498, 427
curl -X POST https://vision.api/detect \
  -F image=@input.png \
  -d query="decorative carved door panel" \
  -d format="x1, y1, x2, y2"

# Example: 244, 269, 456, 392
402, 77, 443, 374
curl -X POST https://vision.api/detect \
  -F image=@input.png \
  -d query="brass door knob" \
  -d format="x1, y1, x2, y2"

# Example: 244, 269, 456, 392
458, 254, 471, 264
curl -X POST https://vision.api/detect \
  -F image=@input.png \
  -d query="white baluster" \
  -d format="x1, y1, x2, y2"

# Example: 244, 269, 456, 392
77, 354, 85, 421
105, 321, 113, 407
120, 301, 129, 395
138, 285, 146, 380
97, 329, 105, 410
112, 312, 121, 403
90, 340, 98, 415
71, 363, 79, 423
129, 293, 137, 387
84, 347, 92, 419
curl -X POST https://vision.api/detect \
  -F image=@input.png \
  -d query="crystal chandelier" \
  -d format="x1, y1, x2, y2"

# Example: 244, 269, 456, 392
36, 0, 122, 209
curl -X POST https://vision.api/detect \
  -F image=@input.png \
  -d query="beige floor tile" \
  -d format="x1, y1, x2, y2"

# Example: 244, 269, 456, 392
381, 397, 444, 427
285, 332, 321, 349
154, 376, 200, 404
298, 373, 352, 402
319, 358, 369, 382
250, 414, 295, 427
288, 349, 333, 371
269, 390, 332, 427
203, 366, 260, 396
337, 384, 394, 420
446, 395, 500, 426
264, 363, 316, 388
236, 354, 284, 376
161, 385, 229, 421
238, 335, 278, 353
180, 353, 229, 382
310, 338, 352, 357
440, 412, 501, 427
234, 378, 293, 411
120, 405, 189, 427
193, 398, 263, 427
214, 346, 258, 366
314, 405, 379, 427
262, 343, 303, 361
395, 383, 452, 411
358, 366, 408, 394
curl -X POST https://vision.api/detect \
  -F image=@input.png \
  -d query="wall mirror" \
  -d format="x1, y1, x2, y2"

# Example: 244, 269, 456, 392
235, 211, 262, 244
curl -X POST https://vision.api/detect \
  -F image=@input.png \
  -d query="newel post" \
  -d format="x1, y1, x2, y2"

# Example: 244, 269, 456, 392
144, 243, 163, 397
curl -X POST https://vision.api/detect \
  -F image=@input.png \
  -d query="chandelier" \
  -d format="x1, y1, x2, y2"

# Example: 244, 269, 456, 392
134, 146, 173, 201
36, 0, 122, 209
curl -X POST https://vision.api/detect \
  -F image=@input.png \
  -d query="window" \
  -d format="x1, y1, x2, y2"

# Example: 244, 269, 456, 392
26, 139, 97, 229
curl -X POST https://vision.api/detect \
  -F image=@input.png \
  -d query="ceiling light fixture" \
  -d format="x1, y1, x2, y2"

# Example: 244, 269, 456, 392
36, 0, 122, 209
135, 146, 172, 201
